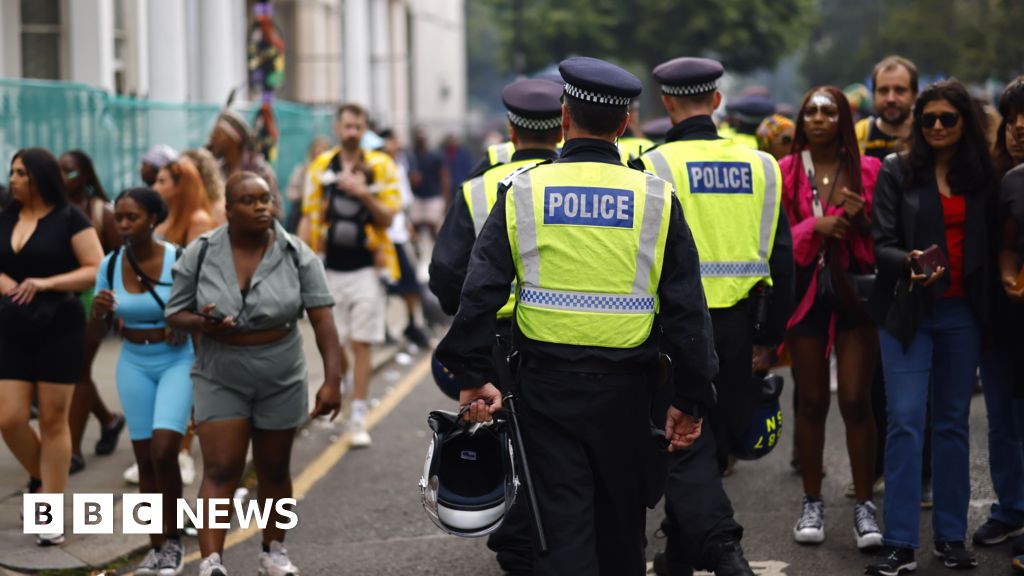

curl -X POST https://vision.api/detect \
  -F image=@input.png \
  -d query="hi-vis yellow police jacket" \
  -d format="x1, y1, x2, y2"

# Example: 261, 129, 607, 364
618, 136, 655, 164
487, 142, 516, 165
506, 162, 673, 348
461, 159, 541, 318
641, 138, 781, 309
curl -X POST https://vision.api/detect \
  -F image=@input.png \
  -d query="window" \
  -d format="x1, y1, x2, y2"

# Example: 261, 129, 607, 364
20, 0, 64, 80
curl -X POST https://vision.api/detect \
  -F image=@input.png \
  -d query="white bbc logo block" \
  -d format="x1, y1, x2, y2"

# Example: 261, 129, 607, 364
73, 493, 114, 534
23, 494, 63, 534
123, 493, 163, 534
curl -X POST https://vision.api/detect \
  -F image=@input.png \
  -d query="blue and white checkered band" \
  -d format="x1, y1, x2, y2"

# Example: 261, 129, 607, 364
507, 111, 562, 131
661, 81, 717, 96
563, 82, 631, 107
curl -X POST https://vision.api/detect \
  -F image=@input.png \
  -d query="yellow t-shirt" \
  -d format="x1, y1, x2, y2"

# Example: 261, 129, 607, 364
301, 147, 402, 279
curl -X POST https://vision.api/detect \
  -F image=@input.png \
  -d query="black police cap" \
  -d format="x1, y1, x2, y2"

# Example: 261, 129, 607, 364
558, 56, 642, 107
652, 57, 724, 97
501, 79, 564, 131
726, 95, 777, 123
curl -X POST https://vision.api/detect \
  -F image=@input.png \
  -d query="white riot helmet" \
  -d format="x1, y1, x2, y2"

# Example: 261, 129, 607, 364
420, 409, 518, 537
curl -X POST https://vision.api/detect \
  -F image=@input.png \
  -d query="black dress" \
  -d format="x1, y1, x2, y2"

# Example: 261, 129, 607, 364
0, 203, 90, 383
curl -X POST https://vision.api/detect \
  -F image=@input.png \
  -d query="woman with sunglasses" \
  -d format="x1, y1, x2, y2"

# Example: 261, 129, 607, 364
166, 172, 341, 576
780, 86, 883, 550
866, 80, 998, 575
91, 188, 193, 575
59, 149, 127, 475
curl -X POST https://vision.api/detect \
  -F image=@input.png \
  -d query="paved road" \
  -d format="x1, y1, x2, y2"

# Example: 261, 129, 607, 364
178, 353, 1012, 576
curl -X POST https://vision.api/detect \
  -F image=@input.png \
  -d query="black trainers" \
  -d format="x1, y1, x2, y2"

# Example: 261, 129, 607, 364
403, 323, 430, 349
69, 454, 86, 475
95, 413, 126, 455
651, 552, 692, 576
972, 517, 1024, 546
932, 541, 978, 569
866, 546, 916, 576
713, 541, 755, 576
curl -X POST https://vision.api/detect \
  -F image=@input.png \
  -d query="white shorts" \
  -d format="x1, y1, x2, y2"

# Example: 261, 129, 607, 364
409, 197, 446, 229
325, 267, 386, 344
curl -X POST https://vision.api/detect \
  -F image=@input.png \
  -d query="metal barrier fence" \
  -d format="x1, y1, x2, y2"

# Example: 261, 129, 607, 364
0, 78, 335, 211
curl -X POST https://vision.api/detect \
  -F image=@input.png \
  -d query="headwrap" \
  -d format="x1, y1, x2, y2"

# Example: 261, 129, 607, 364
755, 114, 795, 151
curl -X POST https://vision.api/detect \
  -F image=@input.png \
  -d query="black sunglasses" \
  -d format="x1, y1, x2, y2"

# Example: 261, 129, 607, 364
919, 112, 960, 129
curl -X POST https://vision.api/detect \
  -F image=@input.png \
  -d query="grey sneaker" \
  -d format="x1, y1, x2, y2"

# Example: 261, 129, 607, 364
134, 548, 162, 576
199, 553, 229, 576
855, 501, 883, 550
158, 538, 184, 575
258, 541, 300, 576
793, 496, 825, 544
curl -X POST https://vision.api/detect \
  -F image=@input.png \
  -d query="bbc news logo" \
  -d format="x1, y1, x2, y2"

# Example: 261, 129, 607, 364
23, 494, 298, 534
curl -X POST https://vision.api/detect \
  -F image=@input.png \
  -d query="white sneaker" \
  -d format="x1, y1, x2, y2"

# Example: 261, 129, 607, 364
855, 501, 883, 550
258, 541, 300, 576
36, 532, 65, 546
179, 450, 195, 486
199, 553, 229, 576
349, 418, 372, 448
157, 537, 184, 575
793, 496, 825, 544
124, 462, 140, 484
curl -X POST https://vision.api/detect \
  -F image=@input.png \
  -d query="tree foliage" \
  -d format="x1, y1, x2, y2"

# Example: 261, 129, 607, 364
474, 0, 816, 76
803, 0, 1024, 88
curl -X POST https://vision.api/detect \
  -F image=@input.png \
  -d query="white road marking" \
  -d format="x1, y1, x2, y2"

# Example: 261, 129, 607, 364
647, 560, 789, 575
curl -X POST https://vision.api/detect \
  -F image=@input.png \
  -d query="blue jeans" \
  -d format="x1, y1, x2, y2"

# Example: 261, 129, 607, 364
879, 298, 980, 548
979, 339, 1024, 527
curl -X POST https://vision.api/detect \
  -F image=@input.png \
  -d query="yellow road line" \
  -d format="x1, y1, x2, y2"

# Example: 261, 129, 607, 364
181, 355, 432, 563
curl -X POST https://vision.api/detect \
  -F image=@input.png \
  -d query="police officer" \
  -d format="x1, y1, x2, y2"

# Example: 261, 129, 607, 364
437, 56, 718, 576
430, 78, 564, 316
619, 98, 656, 164
724, 95, 777, 149
637, 57, 794, 576
429, 78, 564, 575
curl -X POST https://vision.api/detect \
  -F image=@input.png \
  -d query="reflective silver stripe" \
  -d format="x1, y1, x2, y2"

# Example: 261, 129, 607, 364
512, 170, 540, 287
495, 145, 511, 164
519, 287, 655, 314
701, 261, 770, 277
645, 149, 673, 182
468, 176, 489, 237
632, 173, 667, 295
755, 150, 779, 261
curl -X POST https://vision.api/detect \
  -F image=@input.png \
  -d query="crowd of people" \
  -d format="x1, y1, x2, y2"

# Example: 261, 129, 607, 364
0, 49, 1022, 576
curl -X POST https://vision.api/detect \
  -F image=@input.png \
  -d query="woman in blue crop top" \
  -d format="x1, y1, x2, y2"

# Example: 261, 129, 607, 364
91, 188, 193, 575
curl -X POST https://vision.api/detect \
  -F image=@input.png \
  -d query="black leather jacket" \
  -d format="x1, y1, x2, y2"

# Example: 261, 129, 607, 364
869, 153, 996, 347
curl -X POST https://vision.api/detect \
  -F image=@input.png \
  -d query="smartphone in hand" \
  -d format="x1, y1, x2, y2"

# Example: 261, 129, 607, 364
195, 310, 226, 324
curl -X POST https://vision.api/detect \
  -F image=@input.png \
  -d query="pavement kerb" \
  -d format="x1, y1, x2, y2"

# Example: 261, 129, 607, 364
0, 344, 402, 574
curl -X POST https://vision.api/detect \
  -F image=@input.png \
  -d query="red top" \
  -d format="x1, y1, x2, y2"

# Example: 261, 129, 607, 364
940, 193, 966, 298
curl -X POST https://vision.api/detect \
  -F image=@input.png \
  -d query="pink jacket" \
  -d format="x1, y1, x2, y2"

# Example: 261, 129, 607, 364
779, 153, 882, 336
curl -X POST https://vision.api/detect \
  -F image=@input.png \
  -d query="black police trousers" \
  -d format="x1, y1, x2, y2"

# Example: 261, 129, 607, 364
655, 303, 752, 573
708, 303, 758, 472
515, 363, 652, 576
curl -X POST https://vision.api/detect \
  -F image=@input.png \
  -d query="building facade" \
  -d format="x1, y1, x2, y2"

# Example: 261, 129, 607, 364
0, 0, 466, 140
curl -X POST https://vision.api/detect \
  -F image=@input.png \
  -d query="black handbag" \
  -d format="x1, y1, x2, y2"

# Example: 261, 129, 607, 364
802, 151, 876, 307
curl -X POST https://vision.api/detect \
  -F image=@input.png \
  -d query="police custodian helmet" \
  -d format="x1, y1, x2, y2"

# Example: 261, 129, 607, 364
420, 410, 519, 537
733, 372, 785, 461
